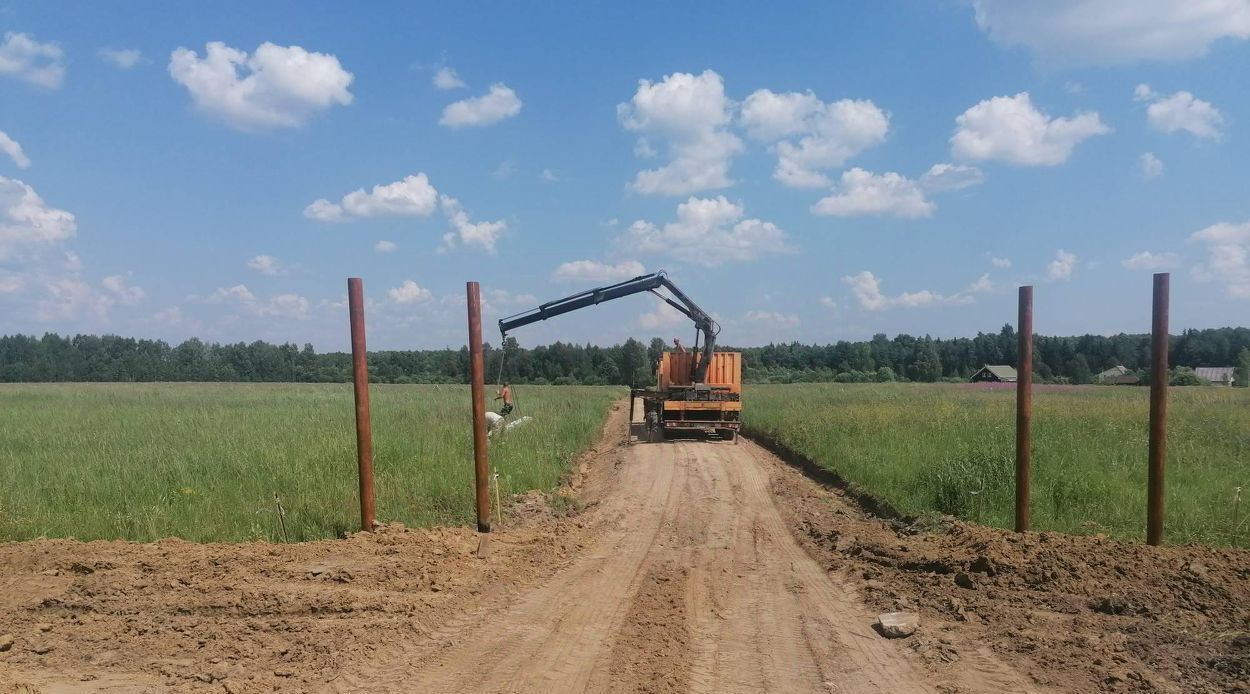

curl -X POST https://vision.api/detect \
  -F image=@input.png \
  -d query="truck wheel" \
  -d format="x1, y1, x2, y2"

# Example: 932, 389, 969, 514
720, 429, 737, 442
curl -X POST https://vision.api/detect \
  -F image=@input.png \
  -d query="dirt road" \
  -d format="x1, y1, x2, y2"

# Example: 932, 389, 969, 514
329, 433, 1032, 693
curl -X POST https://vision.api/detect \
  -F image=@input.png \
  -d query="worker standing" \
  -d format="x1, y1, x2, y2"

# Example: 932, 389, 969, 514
494, 382, 514, 417
673, 337, 686, 354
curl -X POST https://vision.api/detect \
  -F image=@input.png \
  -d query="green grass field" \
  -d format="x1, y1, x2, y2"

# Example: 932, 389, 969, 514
745, 383, 1250, 547
0, 383, 621, 542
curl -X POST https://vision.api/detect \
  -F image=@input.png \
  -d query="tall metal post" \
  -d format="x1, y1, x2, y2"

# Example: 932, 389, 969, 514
1015, 286, 1033, 532
1147, 273, 1170, 545
467, 282, 491, 533
347, 278, 376, 532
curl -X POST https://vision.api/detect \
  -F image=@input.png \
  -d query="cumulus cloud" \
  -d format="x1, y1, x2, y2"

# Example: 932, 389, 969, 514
990, 256, 1012, 268
966, 273, 995, 294
618, 70, 743, 196
552, 259, 646, 283
1121, 251, 1179, 270
101, 273, 146, 305
918, 163, 984, 193
36, 278, 114, 322
1135, 84, 1224, 139
374, 240, 397, 253
387, 280, 433, 304
745, 310, 800, 328
0, 32, 65, 88
0, 130, 31, 169
168, 41, 354, 131
811, 168, 935, 219
1190, 220, 1250, 299
740, 89, 889, 188
438, 195, 507, 253
842, 271, 973, 311
304, 173, 439, 221
246, 254, 283, 276
819, 296, 838, 311
1047, 249, 1078, 281
1140, 152, 1164, 178
617, 195, 790, 267
439, 83, 522, 127
206, 283, 309, 318
0, 176, 77, 261
951, 92, 1109, 166
639, 300, 686, 329
307, 173, 504, 253
432, 66, 466, 90
971, 0, 1250, 66
99, 48, 142, 69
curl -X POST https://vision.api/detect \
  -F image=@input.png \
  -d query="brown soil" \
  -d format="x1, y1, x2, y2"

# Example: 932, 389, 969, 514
1, 400, 1246, 693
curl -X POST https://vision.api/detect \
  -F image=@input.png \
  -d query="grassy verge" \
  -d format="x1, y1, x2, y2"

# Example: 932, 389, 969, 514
0, 383, 621, 542
745, 383, 1250, 547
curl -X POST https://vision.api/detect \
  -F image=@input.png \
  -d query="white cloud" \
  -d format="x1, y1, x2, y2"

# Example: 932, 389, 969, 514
819, 296, 837, 311
740, 89, 889, 188
168, 41, 354, 131
1190, 221, 1250, 299
811, 168, 935, 219
745, 310, 800, 328
639, 300, 686, 329
99, 48, 142, 69
305, 173, 439, 221
842, 271, 973, 311
432, 66, 466, 90
918, 163, 984, 192
540, 168, 560, 182
617, 195, 790, 267
990, 256, 1012, 268
439, 83, 522, 127
552, 259, 646, 283
36, 278, 113, 322
1135, 85, 1224, 139
101, 273, 146, 305
206, 283, 309, 318
618, 70, 743, 196
247, 254, 283, 276
387, 280, 433, 304
0, 130, 31, 169
0, 176, 77, 261
971, 0, 1250, 66
1140, 152, 1164, 178
0, 32, 65, 89
1121, 251, 1179, 270
151, 306, 184, 324
966, 273, 995, 294
438, 195, 506, 253
951, 92, 1109, 166
1047, 249, 1078, 281
492, 159, 517, 180
374, 240, 397, 253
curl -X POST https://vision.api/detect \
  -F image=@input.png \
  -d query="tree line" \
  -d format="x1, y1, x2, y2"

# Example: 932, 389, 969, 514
1, 326, 1248, 386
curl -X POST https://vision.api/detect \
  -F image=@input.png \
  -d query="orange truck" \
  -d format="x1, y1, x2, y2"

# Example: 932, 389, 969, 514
498, 270, 742, 442
643, 350, 742, 441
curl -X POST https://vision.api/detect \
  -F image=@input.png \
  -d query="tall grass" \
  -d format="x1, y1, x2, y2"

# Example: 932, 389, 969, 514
0, 383, 621, 542
745, 383, 1250, 547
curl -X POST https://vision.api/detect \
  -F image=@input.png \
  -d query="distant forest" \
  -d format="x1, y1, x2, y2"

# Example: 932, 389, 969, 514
2, 326, 1249, 386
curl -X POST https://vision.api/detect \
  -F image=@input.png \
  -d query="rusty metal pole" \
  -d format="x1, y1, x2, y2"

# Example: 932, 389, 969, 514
347, 278, 376, 532
1147, 273, 1170, 546
467, 282, 491, 533
1015, 286, 1033, 533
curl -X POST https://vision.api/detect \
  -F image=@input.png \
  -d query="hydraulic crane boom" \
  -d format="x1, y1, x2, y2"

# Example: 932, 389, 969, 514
498, 271, 720, 383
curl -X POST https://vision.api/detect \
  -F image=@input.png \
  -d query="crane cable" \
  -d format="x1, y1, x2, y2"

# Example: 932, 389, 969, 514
494, 337, 520, 416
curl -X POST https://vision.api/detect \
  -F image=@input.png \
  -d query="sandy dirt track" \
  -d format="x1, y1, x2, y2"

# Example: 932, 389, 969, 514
2, 401, 1248, 693
330, 435, 1034, 693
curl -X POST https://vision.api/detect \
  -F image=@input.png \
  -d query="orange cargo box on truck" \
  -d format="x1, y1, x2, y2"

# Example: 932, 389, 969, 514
658, 351, 741, 391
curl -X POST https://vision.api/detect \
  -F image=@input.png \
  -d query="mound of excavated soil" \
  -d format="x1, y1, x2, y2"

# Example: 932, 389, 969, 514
763, 442, 1250, 693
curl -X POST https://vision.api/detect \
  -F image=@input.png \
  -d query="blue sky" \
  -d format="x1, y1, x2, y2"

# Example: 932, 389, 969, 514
1, 1, 1248, 350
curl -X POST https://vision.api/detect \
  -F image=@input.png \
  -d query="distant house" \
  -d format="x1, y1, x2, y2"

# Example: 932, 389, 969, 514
1194, 367, 1237, 387
1096, 365, 1140, 386
970, 365, 1017, 383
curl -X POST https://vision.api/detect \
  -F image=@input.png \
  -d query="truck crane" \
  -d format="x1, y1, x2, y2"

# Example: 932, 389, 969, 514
498, 271, 742, 442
